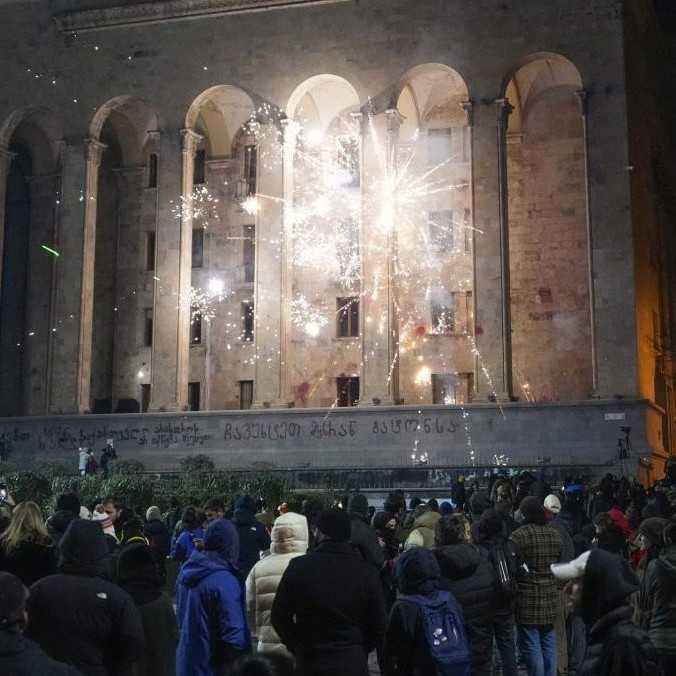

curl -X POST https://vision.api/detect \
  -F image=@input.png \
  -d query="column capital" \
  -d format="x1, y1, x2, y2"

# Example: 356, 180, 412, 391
460, 100, 474, 127
575, 89, 589, 116
495, 98, 514, 125
84, 137, 106, 166
180, 128, 203, 156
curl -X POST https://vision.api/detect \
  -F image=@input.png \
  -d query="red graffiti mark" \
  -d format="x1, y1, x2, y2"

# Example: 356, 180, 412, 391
294, 382, 311, 406
415, 325, 426, 337
475, 325, 484, 335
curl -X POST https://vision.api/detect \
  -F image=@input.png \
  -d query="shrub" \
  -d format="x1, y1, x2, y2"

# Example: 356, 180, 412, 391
180, 454, 216, 474
107, 459, 146, 475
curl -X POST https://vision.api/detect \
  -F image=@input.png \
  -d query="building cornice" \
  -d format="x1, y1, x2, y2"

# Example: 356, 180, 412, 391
53, 0, 351, 33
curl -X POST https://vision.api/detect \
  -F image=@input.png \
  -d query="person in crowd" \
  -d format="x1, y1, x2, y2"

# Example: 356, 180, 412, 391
552, 548, 658, 676
593, 512, 627, 557
120, 516, 149, 547
91, 509, 119, 551
164, 498, 182, 535
27, 519, 145, 676
118, 543, 177, 676
255, 498, 275, 532
474, 509, 518, 676
85, 449, 98, 476
655, 457, 676, 515
232, 495, 271, 581
439, 501, 454, 516
372, 510, 400, 611
227, 653, 296, 676
405, 504, 441, 549
271, 508, 387, 676
171, 506, 205, 567
468, 483, 491, 523
0, 501, 56, 587
246, 511, 308, 654
102, 496, 124, 538
144, 505, 171, 582
347, 493, 384, 570
78, 448, 88, 477
176, 518, 249, 675
588, 475, 615, 520
0, 571, 82, 675
383, 545, 471, 676
638, 519, 676, 670
46, 493, 81, 546
203, 497, 226, 524
451, 475, 467, 512
509, 496, 563, 676
433, 513, 497, 676
544, 494, 575, 563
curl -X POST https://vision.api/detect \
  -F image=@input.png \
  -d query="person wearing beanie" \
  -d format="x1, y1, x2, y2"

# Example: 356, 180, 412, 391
509, 496, 563, 676
26, 520, 144, 676
271, 509, 387, 676
246, 512, 309, 655
170, 506, 205, 567
143, 506, 171, 584
0, 572, 81, 675
118, 544, 177, 676
46, 493, 81, 547
176, 518, 250, 676
232, 495, 271, 580
551, 549, 658, 676
347, 492, 384, 571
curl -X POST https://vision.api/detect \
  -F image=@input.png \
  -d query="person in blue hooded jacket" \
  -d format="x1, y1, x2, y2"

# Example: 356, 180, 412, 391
176, 518, 250, 676
232, 495, 271, 580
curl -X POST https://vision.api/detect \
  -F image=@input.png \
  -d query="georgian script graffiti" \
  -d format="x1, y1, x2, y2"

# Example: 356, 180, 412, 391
371, 417, 457, 435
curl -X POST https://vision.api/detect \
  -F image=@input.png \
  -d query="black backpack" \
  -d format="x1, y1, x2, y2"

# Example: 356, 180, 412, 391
490, 539, 522, 603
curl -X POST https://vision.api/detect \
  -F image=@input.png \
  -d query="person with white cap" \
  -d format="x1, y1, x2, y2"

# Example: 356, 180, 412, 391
544, 495, 575, 563
551, 548, 658, 676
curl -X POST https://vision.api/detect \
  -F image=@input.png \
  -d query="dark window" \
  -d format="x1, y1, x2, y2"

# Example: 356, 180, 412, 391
244, 145, 257, 195
336, 136, 360, 187
148, 153, 158, 188
427, 128, 452, 166
141, 384, 151, 413
337, 377, 359, 407
430, 290, 455, 334
337, 297, 359, 338
464, 291, 473, 333
146, 231, 156, 271
432, 373, 473, 405
243, 224, 255, 283
191, 310, 202, 345
193, 149, 206, 186
144, 308, 153, 347
240, 380, 254, 410
192, 228, 204, 268
188, 381, 201, 411
429, 210, 454, 253
242, 302, 254, 341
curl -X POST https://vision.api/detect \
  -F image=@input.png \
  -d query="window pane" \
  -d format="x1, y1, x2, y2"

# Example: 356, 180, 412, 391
427, 128, 452, 166
148, 153, 158, 188
244, 145, 257, 195
429, 210, 454, 253
191, 310, 202, 344
240, 380, 254, 410
146, 231, 155, 271
193, 149, 206, 186
188, 382, 201, 411
144, 308, 153, 347
192, 228, 204, 268
242, 302, 254, 341
243, 224, 255, 283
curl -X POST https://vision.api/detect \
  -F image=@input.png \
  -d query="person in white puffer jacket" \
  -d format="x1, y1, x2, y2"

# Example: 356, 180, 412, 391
245, 511, 309, 654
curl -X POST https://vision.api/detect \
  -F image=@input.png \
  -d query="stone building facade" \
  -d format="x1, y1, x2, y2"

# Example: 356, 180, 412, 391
0, 0, 673, 477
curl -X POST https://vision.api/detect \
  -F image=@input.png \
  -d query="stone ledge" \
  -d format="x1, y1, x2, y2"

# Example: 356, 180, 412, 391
53, 0, 351, 32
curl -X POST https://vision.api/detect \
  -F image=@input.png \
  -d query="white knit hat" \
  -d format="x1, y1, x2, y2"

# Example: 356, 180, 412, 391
544, 494, 562, 514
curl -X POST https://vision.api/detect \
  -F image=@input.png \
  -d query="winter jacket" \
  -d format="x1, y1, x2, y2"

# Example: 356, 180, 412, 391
0, 629, 82, 676
547, 518, 575, 563
384, 546, 467, 676
0, 539, 57, 587
509, 522, 562, 625
271, 539, 387, 676
171, 527, 205, 566
434, 543, 497, 673
26, 520, 145, 676
46, 510, 78, 547
350, 515, 385, 570
405, 510, 441, 549
144, 518, 171, 559
643, 543, 676, 655
246, 512, 308, 654
232, 496, 271, 580
176, 520, 250, 676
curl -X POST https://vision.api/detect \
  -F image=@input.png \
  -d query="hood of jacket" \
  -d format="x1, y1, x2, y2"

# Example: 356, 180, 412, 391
233, 495, 257, 526
177, 549, 233, 589
413, 509, 441, 531
579, 548, 638, 625
204, 518, 239, 568
396, 546, 440, 595
270, 512, 308, 555
434, 543, 481, 580
47, 510, 77, 536
58, 518, 110, 578
656, 544, 676, 585
347, 493, 369, 521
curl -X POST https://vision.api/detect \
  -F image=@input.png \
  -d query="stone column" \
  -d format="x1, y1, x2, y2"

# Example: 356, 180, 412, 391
576, 90, 599, 397
49, 141, 89, 413
150, 129, 199, 411
74, 138, 106, 413
359, 110, 399, 405
472, 99, 513, 400
253, 122, 286, 407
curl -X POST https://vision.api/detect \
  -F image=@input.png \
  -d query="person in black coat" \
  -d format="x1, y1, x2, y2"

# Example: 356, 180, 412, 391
143, 506, 171, 584
232, 495, 271, 580
433, 513, 497, 676
552, 548, 658, 676
46, 493, 81, 547
347, 493, 384, 571
26, 519, 145, 676
118, 543, 177, 676
0, 572, 81, 675
271, 508, 387, 676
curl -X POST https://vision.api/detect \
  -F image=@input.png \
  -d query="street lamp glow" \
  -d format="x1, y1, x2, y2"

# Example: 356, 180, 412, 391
208, 277, 224, 297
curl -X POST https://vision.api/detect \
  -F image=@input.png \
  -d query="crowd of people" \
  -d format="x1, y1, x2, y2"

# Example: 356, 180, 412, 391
1, 460, 676, 676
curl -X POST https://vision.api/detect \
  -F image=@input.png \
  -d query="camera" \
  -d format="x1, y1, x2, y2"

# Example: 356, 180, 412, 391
620, 426, 632, 434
